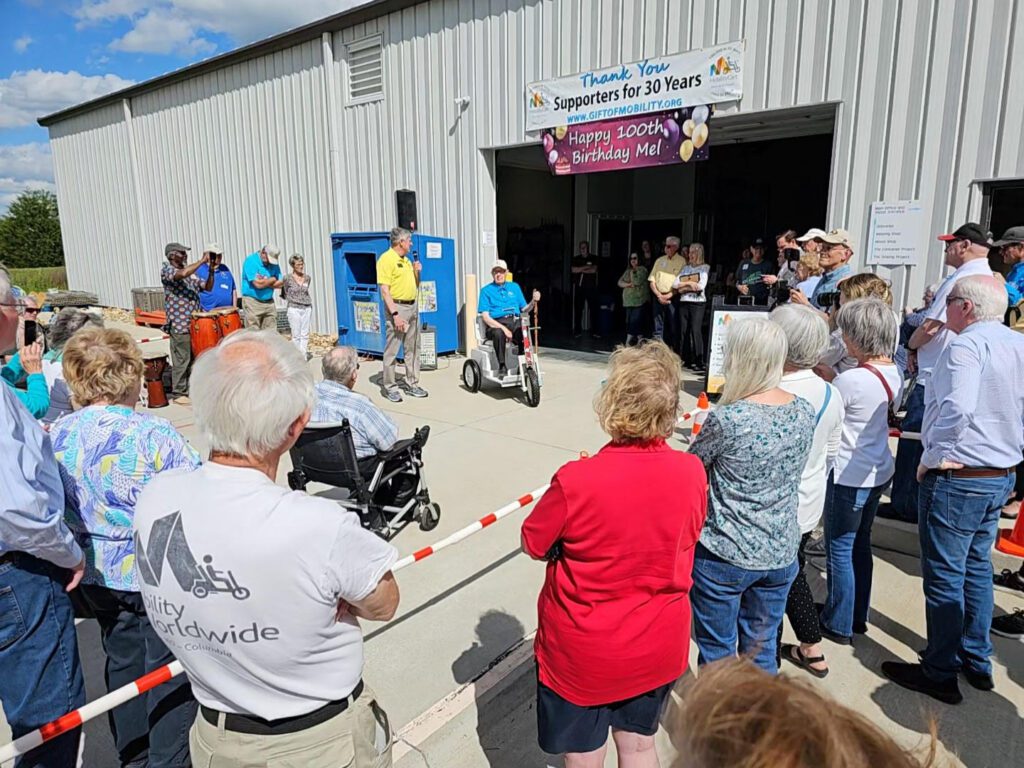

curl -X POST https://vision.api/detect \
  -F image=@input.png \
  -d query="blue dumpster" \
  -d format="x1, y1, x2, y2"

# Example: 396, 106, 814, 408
331, 232, 458, 356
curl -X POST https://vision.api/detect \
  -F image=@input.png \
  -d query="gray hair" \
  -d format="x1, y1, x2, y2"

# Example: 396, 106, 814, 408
390, 227, 412, 246
191, 329, 314, 458
951, 275, 1008, 323
48, 308, 104, 350
288, 253, 304, 268
322, 346, 359, 385
720, 318, 788, 406
262, 243, 281, 258
834, 298, 899, 358
770, 304, 830, 369
665, 236, 681, 248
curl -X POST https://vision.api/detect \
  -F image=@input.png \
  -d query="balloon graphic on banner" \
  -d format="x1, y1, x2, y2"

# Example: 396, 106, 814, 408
692, 105, 710, 125
693, 122, 709, 149
662, 118, 680, 145
680, 140, 694, 162
682, 119, 696, 138
542, 133, 554, 154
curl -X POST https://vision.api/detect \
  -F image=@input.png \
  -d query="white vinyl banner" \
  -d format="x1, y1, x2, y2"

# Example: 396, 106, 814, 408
525, 41, 744, 132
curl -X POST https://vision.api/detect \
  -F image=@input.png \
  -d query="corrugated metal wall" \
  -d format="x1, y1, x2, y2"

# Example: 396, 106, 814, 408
49, 0, 1024, 332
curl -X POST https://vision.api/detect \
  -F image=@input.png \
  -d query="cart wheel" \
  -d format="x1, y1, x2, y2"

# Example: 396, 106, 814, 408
419, 502, 441, 531
462, 359, 482, 392
525, 367, 541, 408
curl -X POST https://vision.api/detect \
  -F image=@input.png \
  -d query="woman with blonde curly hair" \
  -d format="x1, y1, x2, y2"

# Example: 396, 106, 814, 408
50, 327, 200, 768
522, 340, 707, 767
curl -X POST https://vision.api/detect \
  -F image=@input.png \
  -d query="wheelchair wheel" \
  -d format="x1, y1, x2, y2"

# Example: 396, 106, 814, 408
418, 502, 441, 531
463, 359, 482, 392
524, 366, 541, 408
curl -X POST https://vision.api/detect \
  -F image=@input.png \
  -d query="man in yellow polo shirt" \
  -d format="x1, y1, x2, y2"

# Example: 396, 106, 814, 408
377, 226, 427, 401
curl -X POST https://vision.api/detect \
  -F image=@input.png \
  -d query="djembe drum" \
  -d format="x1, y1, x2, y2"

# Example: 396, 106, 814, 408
190, 310, 222, 357
215, 307, 243, 338
143, 354, 169, 408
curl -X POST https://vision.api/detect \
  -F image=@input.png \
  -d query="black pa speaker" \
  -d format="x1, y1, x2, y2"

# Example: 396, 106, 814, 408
396, 189, 417, 231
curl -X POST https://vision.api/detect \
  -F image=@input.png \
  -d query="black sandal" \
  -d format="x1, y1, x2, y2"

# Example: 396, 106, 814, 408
781, 643, 830, 678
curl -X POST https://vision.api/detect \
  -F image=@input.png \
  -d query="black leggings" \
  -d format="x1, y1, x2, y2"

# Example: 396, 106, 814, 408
778, 532, 821, 664
678, 301, 705, 363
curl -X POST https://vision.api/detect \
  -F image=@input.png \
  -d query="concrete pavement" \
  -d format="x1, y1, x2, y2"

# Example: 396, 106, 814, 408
3, 329, 1023, 767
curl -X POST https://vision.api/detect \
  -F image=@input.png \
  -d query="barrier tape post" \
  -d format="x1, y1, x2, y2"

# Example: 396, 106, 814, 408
0, 485, 549, 764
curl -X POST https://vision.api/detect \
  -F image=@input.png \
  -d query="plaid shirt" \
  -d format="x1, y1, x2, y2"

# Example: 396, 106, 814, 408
161, 262, 202, 334
312, 380, 398, 458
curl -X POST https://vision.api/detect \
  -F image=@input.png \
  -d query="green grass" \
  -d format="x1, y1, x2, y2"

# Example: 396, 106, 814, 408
9, 266, 68, 294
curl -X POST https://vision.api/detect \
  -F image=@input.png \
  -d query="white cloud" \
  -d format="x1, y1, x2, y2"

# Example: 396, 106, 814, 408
0, 70, 135, 129
76, 1, 370, 56
13, 36, 34, 53
0, 143, 56, 213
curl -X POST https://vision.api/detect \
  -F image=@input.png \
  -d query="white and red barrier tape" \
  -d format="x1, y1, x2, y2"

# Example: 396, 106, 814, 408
0, 485, 550, 764
135, 334, 169, 344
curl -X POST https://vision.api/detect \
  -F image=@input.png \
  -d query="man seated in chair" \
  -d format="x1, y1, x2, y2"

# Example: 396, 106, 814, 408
314, 346, 399, 473
478, 259, 541, 376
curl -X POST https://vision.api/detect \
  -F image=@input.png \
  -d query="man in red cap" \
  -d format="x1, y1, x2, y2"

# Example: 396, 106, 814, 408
881, 224, 996, 525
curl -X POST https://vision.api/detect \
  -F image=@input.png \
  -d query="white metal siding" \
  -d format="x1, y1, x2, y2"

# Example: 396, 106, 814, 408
48, 0, 1024, 332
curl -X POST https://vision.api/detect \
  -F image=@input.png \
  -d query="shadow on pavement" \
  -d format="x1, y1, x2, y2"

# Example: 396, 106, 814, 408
451, 612, 550, 768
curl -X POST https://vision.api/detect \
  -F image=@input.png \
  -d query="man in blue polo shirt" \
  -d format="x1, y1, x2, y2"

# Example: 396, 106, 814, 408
478, 259, 540, 376
194, 243, 237, 311
241, 243, 283, 330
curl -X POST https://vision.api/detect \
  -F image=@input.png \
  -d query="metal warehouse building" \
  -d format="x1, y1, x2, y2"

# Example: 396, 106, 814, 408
40, 0, 1024, 341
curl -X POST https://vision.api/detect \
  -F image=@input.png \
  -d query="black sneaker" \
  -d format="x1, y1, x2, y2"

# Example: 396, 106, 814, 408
881, 661, 962, 705
818, 621, 853, 646
993, 568, 1024, 595
961, 667, 995, 691
991, 609, 1024, 640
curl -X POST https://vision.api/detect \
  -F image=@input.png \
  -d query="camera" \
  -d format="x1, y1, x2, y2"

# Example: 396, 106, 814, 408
772, 279, 791, 305
816, 291, 841, 310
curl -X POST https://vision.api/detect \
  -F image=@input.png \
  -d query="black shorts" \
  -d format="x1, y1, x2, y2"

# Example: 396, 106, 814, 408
536, 678, 674, 755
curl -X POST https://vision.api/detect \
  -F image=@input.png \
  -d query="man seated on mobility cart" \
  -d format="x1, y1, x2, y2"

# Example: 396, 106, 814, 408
478, 259, 541, 377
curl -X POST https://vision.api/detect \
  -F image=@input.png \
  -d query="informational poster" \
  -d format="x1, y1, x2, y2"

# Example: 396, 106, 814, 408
865, 201, 926, 266
418, 280, 437, 313
481, 230, 496, 247
419, 325, 437, 370
525, 41, 743, 131
426, 241, 442, 259
353, 300, 380, 334
542, 106, 711, 175
705, 305, 769, 395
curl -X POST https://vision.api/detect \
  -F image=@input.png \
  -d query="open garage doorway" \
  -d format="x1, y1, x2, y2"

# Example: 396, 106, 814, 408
494, 104, 837, 352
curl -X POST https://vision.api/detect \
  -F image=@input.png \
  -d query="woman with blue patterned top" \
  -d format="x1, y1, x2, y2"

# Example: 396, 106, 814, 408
50, 327, 200, 768
688, 318, 815, 673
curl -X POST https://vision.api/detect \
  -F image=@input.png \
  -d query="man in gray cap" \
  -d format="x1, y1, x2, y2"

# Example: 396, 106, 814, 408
995, 226, 1024, 313
161, 242, 212, 405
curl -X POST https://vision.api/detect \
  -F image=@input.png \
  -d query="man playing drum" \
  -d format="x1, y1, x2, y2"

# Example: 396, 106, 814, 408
195, 243, 236, 312
161, 242, 211, 406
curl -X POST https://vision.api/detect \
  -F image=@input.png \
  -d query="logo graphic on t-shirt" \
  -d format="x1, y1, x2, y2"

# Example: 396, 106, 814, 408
135, 511, 250, 601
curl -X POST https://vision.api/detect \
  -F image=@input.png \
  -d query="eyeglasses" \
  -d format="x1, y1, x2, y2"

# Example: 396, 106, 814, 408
945, 295, 969, 307
0, 301, 28, 314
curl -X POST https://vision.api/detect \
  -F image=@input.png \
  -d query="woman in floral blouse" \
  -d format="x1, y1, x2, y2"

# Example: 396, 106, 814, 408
688, 317, 815, 673
51, 327, 200, 768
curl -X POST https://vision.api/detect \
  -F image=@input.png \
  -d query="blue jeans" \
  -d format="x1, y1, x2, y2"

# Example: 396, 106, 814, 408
690, 543, 798, 673
889, 383, 926, 519
0, 555, 85, 768
918, 472, 1015, 682
821, 478, 884, 638
74, 585, 197, 768
652, 300, 679, 349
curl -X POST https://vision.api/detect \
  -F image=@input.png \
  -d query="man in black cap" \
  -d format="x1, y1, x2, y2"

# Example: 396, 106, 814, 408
161, 242, 212, 405
881, 223, 995, 523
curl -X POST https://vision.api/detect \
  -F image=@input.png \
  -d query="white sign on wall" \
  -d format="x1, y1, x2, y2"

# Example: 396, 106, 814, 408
865, 201, 927, 266
525, 41, 744, 132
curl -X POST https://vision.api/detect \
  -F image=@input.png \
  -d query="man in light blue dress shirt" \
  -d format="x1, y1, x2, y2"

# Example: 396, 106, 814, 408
883, 275, 1024, 705
0, 264, 86, 767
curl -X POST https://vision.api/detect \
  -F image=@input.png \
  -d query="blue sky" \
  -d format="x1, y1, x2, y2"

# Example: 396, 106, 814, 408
0, 0, 366, 211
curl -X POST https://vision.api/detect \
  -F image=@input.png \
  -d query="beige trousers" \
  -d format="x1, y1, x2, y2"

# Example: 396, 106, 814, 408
242, 296, 277, 331
382, 303, 420, 388
189, 685, 392, 768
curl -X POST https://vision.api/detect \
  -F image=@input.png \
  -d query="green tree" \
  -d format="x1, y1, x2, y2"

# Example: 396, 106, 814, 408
0, 190, 64, 268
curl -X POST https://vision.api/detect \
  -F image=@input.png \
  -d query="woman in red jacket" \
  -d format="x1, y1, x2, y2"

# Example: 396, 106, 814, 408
522, 340, 708, 768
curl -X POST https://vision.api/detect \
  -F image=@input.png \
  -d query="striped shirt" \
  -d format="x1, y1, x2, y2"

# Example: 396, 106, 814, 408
312, 380, 399, 458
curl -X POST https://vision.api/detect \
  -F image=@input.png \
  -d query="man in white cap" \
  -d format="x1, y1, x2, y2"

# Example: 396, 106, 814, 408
241, 244, 283, 331
791, 228, 854, 312
477, 259, 540, 377
796, 228, 828, 253
195, 243, 237, 312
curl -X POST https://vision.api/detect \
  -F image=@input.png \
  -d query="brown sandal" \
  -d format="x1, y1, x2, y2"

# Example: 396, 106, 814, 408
781, 643, 830, 678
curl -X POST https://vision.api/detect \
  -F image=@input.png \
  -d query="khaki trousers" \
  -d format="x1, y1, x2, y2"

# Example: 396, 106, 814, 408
189, 685, 392, 768
382, 303, 419, 388
242, 296, 277, 331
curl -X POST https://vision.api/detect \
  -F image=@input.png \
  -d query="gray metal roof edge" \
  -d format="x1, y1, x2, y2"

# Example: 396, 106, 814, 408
37, 0, 419, 127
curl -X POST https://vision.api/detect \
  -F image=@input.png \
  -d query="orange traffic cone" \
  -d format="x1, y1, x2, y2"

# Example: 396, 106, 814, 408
691, 392, 711, 438
996, 510, 1024, 558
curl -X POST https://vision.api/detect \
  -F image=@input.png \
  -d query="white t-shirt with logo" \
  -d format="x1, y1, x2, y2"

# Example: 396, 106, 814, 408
917, 258, 993, 380
133, 462, 398, 720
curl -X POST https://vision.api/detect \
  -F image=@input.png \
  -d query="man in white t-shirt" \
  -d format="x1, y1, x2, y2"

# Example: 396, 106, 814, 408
881, 223, 995, 524
134, 330, 399, 768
